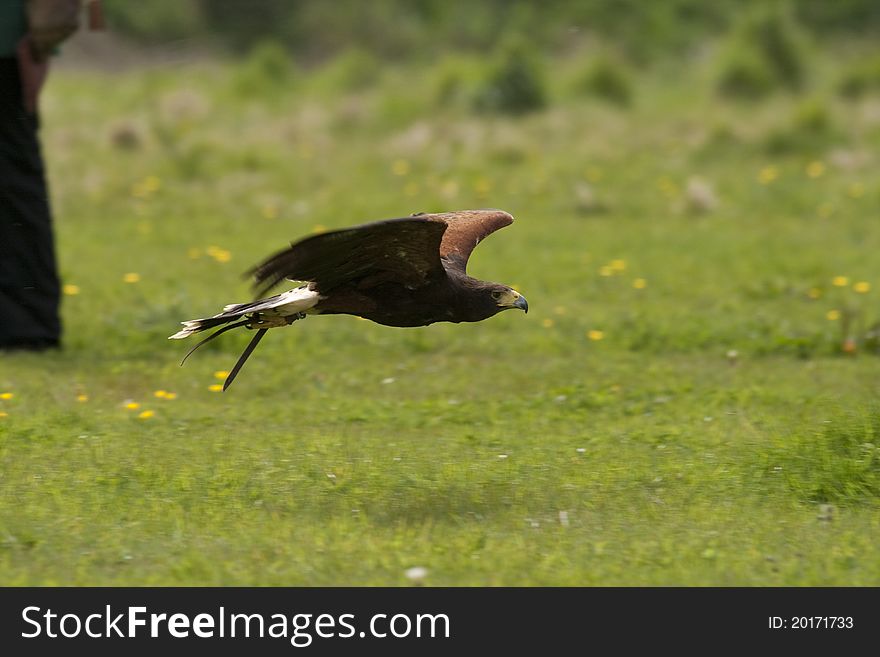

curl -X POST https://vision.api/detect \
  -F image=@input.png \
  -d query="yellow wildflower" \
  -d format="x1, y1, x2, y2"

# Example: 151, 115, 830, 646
138, 410, 155, 419
0, 392, 13, 400
391, 159, 410, 176
63, 284, 80, 296
123, 272, 141, 283
587, 330, 604, 341
758, 166, 778, 184
633, 278, 647, 289
208, 384, 223, 392
542, 318, 554, 328
143, 175, 161, 192
805, 161, 825, 178
474, 178, 491, 196
125, 401, 140, 410
585, 167, 603, 182
847, 183, 864, 199
832, 276, 849, 287
826, 310, 840, 321
854, 281, 871, 294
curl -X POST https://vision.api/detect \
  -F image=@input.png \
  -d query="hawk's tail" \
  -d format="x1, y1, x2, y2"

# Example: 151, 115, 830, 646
169, 287, 319, 390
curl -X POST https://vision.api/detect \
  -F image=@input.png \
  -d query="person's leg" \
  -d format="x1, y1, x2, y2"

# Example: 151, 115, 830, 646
0, 56, 60, 349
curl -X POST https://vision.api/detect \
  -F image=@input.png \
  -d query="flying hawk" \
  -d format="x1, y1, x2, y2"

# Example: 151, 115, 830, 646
170, 209, 528, 390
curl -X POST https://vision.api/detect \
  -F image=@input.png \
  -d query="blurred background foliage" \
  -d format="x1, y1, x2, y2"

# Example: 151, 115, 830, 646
88, 0, 880, 119
101, 0, 880, 61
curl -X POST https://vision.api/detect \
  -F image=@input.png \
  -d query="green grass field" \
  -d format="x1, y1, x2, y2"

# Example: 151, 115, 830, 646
2, 49, 880, 585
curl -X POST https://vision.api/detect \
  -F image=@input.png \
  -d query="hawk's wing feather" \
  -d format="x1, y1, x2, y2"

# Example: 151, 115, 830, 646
248, 216, 448, 296
428, 210, 514, 273
248, 210, 514, 296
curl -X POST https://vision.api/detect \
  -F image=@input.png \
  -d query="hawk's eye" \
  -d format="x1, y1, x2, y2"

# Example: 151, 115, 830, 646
491, 290, 503, 301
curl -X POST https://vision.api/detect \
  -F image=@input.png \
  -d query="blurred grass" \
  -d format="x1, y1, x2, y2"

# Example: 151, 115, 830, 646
2, 33, 880, 584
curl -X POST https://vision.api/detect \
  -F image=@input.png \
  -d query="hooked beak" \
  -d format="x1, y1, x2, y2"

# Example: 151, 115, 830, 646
513, 293, 528, 314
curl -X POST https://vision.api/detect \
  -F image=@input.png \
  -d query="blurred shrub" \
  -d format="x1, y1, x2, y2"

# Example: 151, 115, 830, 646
472, 38, 547, 115
432, 55, 481, 108
319, 48, 383, 92
792, 96, 832, 132
716, 4, 811, 99
716, 49, 776, 99
762, 97, 835, 154
837, 56, 880, 98
573, 55, 634, 107
103, 0, 203, 42
232, 40, 296, 97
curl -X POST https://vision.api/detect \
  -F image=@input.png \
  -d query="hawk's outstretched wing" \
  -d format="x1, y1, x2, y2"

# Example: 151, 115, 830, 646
248, 216, 448, 296
427, 209, 514, 273
248, 209, 514, 296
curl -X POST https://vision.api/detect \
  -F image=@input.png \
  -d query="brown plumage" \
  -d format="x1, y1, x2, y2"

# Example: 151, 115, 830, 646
170, 209, 528, 389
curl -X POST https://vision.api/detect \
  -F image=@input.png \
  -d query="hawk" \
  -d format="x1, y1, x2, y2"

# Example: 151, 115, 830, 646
170, 209, 528, 389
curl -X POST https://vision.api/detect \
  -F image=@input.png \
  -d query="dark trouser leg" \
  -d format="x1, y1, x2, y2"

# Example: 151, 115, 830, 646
0, 57, 61, 348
